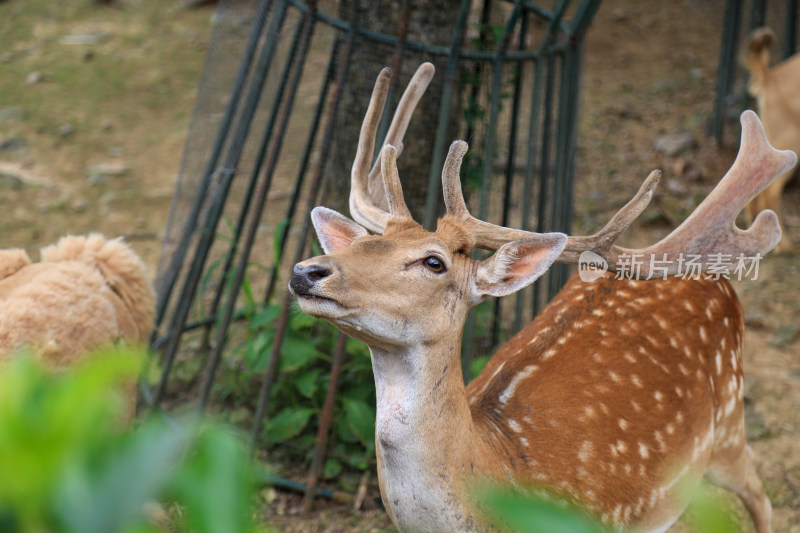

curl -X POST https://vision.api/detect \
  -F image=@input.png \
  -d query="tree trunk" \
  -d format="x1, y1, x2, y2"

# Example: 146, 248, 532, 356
325, 0, 465, 223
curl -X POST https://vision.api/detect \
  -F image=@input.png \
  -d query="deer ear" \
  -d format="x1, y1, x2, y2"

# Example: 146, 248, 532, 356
311, 206, 369, 254
472, 233, 568, 302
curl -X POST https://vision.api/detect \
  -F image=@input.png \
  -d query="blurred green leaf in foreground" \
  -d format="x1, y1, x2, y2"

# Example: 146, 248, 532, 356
0, 348, 260, 533
475, 479, 742, 533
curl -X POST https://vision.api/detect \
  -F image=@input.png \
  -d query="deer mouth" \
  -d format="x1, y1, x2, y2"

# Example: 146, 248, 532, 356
297, 293, 337, 304
295, 292, 350, 317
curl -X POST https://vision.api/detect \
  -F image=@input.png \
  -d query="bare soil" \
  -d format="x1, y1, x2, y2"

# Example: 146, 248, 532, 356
1, 0, 798, 531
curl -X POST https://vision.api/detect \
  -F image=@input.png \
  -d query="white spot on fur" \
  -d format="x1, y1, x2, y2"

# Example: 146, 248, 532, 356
639, 442, 650, 459
653, 390, 664, 402
578, 440, 593, 462
499, 364, 539, 405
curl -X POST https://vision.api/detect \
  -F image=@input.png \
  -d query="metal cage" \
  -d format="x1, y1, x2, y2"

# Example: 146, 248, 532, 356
147, 0, 600, 505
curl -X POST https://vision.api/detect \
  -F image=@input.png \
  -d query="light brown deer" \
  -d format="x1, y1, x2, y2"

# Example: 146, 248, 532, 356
743, 26, 800, 253
289, 64, 795, 532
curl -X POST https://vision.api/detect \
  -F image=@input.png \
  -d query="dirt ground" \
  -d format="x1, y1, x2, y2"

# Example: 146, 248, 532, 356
1, 0, 798, 531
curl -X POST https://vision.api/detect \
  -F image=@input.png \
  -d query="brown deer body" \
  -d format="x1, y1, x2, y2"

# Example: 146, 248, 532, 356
290, 64, 794, 532
743, 27, 800, 253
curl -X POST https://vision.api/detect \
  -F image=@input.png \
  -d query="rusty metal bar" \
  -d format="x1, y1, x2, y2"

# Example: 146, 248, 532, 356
302, 333, 347, 511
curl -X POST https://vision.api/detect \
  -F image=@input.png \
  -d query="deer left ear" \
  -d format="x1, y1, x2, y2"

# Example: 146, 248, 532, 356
311, 206, 369, 254
471, 233, 568, 302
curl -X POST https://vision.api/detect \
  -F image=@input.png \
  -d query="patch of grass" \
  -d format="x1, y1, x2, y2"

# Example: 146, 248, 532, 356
0, 0, 212, 262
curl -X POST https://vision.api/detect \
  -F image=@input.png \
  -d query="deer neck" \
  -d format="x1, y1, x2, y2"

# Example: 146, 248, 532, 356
369, 330, 481, 531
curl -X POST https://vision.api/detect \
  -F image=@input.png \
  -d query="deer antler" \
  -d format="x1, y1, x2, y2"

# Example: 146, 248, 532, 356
349, 63, 434, 233
349, 64, 794, 277
443, 110, 795, 275
620, 110, 793, 275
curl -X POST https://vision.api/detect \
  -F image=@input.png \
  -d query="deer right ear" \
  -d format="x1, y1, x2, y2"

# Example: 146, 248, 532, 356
311, 206, 369, 254
472, 233, 568, 302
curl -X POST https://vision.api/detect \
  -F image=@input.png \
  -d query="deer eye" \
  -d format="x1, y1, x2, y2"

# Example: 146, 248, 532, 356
423, 256, 446, 274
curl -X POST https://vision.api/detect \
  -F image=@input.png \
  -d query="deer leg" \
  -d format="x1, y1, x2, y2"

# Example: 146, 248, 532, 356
706, 443, 772, 533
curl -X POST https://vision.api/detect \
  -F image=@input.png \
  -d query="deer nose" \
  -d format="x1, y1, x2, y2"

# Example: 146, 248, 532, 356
289, 263, 332, 296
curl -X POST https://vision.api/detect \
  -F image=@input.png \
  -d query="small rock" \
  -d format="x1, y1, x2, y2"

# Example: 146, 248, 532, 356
1, 52, 13, 63
689, 67, 705, 80
72, 198, 90, 211
58, 124, 76, 137
88, 162, 129, 180
107, 146, 124, 156
654, 132, 696, 157
0, 138, 29, 152
665, 179, 687, 196
25, 71, 43, 84
59, 33, 107, 45
99, 119, 113, 131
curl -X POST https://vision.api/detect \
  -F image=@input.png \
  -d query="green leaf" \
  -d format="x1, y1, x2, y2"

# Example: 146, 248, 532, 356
323, 458, 342, 479
476, 484, 607, 533
289, 310, 318, 331
250, 305, 282, 330
243, 331, 273, 372
170, 425, 255, 533
293, 369, 321, 399
341, 398, 375, 447
470, 355, 491, 380
263, 408, 315, 444
345, 337, 369, 359
53, 417, 189, 533
279, 336, 320, 372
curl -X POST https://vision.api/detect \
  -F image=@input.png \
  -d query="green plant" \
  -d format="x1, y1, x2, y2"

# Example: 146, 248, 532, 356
0, 348, 259, 533
475, 483, 608, 533
475, 481, 742, 533
206, 223, 377, 481
227, 298, 377, 477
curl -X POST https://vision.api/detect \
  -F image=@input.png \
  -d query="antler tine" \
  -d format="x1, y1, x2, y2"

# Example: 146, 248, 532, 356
441, 140, 657, 253
442, 140, 470, 219
381, 145, 413, 219
557, 170, 661, 263
616, 109, 796, 275
350, 67, 393, 234
365, 63, 436, 210
350, 64, 435, 234
441, 140, 534, 248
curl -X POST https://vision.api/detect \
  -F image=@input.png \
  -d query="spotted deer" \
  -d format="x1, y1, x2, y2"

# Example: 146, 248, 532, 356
288, 64, 795, 532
